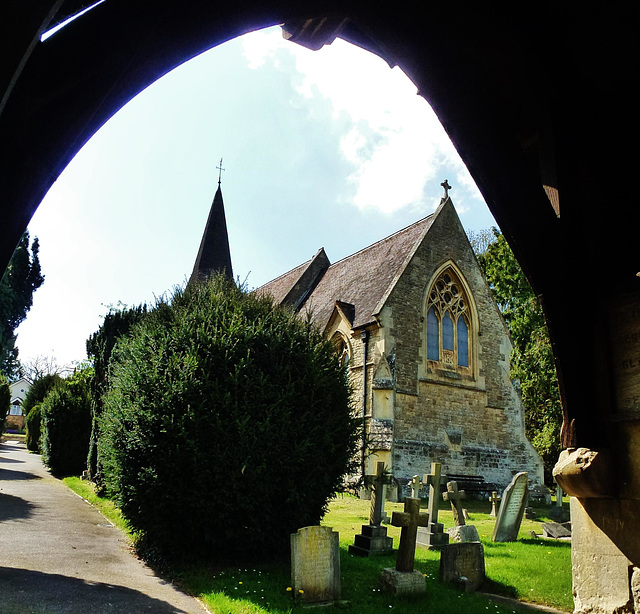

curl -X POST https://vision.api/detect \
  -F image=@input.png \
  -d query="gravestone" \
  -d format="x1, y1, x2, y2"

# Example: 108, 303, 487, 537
548, 482, 566, 521
410, 474, 422, 499
542, 522, 571, 539
417, 462, 449, 549
439, 542, 485, 592
492, 471, 529, 542
444, 480, 480, 542
489, 491, 499, 517
349, 462, 394, 556
379, 498, 428, 594
291, 526, 340, 604
443, 481, 466, 526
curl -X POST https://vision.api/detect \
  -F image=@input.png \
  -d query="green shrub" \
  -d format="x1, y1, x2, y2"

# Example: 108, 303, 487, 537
86, 303, 148, 483
98, 275, 359, 561
22, 373, 62, 415
0, 374, 9, 434
25, 403, 42, 451
41, 369, 92, 476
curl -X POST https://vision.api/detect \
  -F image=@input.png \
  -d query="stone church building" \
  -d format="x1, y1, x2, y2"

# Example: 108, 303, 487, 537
193, 178, 543, 497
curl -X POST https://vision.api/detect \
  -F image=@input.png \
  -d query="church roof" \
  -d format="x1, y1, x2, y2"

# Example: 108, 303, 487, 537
190, 183, 233, 283
257, 207, 439, 331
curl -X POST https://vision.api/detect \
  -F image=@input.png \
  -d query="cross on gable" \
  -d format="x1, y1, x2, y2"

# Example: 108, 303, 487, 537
391, 498, 429, 573
442, 481, 466, 526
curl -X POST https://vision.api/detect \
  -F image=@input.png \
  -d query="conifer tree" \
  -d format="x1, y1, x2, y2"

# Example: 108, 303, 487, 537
470, 228, 562, 483
0, 232, 45, 378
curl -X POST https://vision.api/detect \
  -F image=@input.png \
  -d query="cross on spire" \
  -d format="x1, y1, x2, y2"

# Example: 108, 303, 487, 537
216, 158, 225, 186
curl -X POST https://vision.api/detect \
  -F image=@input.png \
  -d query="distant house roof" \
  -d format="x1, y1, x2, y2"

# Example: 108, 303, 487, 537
257, 209, 438, 331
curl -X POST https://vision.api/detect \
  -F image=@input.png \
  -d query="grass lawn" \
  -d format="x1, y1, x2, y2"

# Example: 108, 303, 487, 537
63, 480, 573, 614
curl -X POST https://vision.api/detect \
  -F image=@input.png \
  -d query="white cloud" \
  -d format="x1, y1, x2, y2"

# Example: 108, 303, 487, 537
241, 28, 466, 214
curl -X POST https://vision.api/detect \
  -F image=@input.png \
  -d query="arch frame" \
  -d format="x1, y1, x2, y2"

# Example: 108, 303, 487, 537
420, 259, 479, 383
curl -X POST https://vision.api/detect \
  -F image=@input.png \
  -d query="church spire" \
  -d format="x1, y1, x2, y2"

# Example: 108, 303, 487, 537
190, 159, 233, 283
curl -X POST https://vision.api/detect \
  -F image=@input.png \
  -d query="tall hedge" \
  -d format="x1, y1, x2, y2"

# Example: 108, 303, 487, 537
86, 303, 147, 483
98, 275, 358, 561
41, 369, 92, 476
25, 403, 42, 451
0, 375, 10, 435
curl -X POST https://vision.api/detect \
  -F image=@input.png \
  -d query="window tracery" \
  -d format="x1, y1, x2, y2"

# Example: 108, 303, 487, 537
426, 267, 471, 370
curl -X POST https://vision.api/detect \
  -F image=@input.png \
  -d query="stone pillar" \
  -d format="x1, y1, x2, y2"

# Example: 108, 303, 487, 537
571, 497, 633, 614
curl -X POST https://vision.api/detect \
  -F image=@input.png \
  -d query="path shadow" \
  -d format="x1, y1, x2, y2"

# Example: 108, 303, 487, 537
0, 493, 35, 521
0, 466, 41, 481
0, 566, 196, 613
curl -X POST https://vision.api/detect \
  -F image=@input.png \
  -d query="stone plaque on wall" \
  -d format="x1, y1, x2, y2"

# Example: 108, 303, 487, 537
609, 297, 640, 417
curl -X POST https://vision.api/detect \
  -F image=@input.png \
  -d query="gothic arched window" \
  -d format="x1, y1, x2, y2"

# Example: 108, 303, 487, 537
426, 267, 472, 371
332, 334, 351, 373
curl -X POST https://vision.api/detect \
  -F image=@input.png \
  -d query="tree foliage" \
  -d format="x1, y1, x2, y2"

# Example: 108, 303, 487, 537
97, 275, 359, 562
26, 403, 43, 452
0, 375, 10, 435
40, 368, 93, 477
471, 228, 562, 483
85, 303, 148, 482
22, 373, 63, 416
0, 232, 45, 378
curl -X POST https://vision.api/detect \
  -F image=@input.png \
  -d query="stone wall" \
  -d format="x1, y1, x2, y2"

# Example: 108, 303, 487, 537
373, 200, 542, 490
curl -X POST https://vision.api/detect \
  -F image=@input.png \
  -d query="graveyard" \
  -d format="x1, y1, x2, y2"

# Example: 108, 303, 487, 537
64, 477, 572, 613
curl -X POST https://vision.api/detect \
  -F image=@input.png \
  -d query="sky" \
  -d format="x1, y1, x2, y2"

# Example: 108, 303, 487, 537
15, 25, 498, 370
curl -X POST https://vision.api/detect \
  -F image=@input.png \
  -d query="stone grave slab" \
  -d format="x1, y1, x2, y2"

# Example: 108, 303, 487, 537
492, 471, 529, 542
439, 542, 485, 592
448, 524, 480, 543
291, 526, 340, 604
542, 522, 571, 539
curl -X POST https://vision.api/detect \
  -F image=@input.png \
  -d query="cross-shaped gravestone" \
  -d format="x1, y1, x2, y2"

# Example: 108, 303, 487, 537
410, 475, 422, 499
424, 463, 443, 525
489, 491, 500, 517
391, 498, 429, 572
443, 481, 466, 526
365, 461, 391, 526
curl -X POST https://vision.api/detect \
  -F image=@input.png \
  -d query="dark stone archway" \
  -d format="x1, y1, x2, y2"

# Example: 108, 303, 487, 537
3, 3, 639, 604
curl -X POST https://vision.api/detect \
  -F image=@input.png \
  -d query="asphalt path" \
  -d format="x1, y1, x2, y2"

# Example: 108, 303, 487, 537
0, 439, 208, 613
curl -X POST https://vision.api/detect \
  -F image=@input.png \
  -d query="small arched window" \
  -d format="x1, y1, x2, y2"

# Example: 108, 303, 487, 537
425, 267, 472, 371
332, 334, 351, 373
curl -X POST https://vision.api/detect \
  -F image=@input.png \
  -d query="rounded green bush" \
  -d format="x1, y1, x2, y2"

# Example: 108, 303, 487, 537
98, 276, 358, 561
25, 403, 42, 451
41, 370, 92, 476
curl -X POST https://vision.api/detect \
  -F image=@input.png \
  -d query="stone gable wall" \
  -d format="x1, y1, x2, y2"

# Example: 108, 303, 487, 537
375, 200, 543, 491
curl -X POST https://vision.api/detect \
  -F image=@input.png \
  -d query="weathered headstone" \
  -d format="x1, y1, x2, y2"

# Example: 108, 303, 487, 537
416, 462, 449, 549
379, 498, 428, 594
349, 462, 394, 556
492, 471, 529, 542
489, 491, 499, 517
291, 526, 340, 604
524, 506, 536, 520
442, 480, 480, 542
439, 542, 485, 592
542, 522, 571, 539
410, 474, 422, 499
443, 481, 466, 526
548, 482, 566, 521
